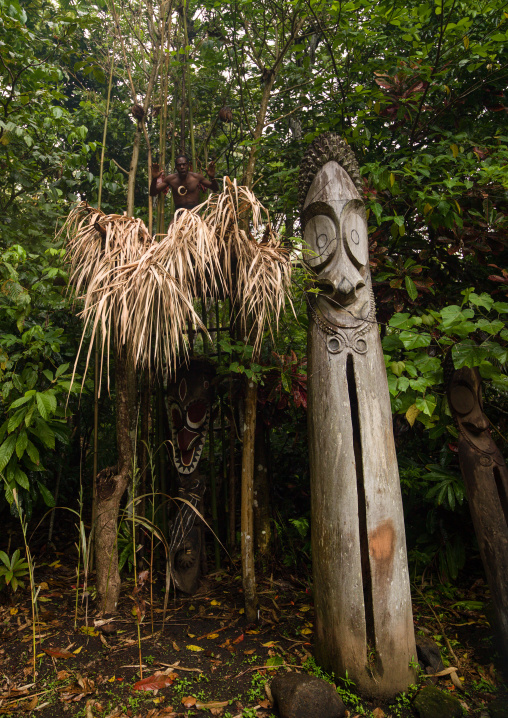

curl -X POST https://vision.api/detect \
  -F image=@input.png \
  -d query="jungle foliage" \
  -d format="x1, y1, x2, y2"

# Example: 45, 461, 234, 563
0, 0, 507, 582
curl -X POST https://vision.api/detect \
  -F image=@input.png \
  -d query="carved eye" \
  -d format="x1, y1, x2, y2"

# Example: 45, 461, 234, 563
449, 384, 475, 415
341, 200, 368, 268
178, 378, 187, 402
303, 214, 337, 270
170, 403, 184, 430
187, 400, 208, 430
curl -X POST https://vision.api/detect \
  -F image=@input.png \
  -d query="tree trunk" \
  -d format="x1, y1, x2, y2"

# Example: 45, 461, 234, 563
95, 350, 137, 613
241, 378, 258, 622
242, 75, 275, 189
254, 419, 271, 557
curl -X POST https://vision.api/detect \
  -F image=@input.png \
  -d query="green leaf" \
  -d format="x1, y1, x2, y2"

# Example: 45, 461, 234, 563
30, 419, 55, 449
55, 363, 69, 378
37, 480, 55, 507
405, 276, 418, 301
415, 394, 437, 416
0, 434, 17, 473
14, 467, 29, 490
15, 429, 28, 459
399, 331, 431, 349
26, 439, 40, 465
8, 407, 26, 433
36, 391, 56, 420
388, 313, 413, 329
9, 393, 34, 409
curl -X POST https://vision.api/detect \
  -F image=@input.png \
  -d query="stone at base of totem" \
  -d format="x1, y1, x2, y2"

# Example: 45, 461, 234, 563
413, 686, 464, 718
270, 673, 346, 718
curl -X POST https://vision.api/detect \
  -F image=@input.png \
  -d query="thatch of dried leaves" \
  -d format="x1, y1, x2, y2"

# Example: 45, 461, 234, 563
63, 179, 292, 382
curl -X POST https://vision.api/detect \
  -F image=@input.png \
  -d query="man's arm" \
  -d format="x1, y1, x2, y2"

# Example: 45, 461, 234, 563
198, 160, 219, 192
150, 162, 171, 196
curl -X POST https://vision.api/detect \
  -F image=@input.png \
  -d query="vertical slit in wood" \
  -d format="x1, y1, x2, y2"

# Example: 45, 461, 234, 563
346, 353, 376, 654
493, 466, 508, 528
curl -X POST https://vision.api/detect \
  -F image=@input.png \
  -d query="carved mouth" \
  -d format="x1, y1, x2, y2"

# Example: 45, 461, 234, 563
170, 400, 209, 475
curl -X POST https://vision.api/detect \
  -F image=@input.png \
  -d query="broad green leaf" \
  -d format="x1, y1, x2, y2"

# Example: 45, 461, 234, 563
399, 331, 431, 349
415, 394, 437, 416
26, 440, 40, 465
0, 435, 17, 473
15, 429, 28, 459
37, 481, 55, 507
405, 276, 418, 301
388, 313, 413, 329
8, 408, 26, 433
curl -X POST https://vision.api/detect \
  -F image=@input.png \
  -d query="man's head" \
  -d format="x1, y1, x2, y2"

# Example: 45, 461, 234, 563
176, 154, 189, 176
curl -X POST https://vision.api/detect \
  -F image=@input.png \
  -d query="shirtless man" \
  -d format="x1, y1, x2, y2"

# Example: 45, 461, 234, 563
150, 154, 219, 211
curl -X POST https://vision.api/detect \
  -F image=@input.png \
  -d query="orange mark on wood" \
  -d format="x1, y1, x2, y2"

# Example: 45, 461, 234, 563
369, 520, 395, 579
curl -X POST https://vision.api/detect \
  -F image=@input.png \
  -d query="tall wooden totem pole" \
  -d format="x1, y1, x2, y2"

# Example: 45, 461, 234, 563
300, 134, 416, 697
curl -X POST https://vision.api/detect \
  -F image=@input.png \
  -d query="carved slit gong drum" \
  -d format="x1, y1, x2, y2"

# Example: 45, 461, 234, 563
300, 134, 416, 697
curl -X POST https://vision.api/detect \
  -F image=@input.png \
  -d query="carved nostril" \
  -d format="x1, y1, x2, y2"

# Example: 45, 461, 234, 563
316, 279, 335, 296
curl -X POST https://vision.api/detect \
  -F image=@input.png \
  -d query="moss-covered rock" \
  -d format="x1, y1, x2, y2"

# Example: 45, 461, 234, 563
413, 686, 464, 718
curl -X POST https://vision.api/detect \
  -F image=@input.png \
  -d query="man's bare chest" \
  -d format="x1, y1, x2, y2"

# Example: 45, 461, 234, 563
169, 175, 200, 192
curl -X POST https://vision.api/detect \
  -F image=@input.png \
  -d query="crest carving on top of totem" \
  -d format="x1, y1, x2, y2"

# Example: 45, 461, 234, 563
300, 133, 375, 354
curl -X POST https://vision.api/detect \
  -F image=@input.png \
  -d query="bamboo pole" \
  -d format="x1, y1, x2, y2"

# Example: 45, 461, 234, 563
182, 0, 195, 168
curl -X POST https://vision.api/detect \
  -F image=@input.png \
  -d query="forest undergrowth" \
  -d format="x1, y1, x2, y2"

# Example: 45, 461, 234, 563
0, 516, 506, 718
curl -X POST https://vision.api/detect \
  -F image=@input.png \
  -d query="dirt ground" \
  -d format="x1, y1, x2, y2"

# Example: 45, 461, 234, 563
0, 541, 507, 718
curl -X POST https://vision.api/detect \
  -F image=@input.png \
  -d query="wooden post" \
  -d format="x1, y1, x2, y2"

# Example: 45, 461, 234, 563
300, 133, 415, 698
447, 366, 508, 662
241, 378, 258, 622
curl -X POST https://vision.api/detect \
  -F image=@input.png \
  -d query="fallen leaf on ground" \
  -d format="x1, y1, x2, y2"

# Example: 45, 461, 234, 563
132, 673, 177, 692
186, 644, 204, 652
57, 670, 70, 681
372, 708, 385, 718
206, 633, 219, 639
26, 696, 38, 710
258, 699, 271, 708
196, 700, 229, 710
181, 695, 196, 708
233, 634, 244, 644
43, 647, 74, 659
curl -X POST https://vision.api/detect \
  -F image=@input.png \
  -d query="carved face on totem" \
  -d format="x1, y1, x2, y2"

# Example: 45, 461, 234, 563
302, 161, 374, 354
447, 366, 504, 466
166, 360, 215, 476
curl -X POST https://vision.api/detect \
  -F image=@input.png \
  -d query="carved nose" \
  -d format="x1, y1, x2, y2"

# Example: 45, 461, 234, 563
336, 276, 365, 306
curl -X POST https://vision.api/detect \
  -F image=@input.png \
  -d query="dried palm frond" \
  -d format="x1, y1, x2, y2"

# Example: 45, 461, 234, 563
62, 202, 152, 297
61, 202, 203, 388
200, 178, 292, 354
63, 181, 292, 382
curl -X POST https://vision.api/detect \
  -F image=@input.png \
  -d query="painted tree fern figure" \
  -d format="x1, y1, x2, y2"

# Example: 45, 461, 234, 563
166, 359, 215, 594
447, 366, 508, 662
300, 133, 416, 698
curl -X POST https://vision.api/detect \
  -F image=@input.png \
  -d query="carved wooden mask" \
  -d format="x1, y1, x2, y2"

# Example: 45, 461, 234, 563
166, 360, 215, 476
302, 161, 375, 354
447, 366, 504, 465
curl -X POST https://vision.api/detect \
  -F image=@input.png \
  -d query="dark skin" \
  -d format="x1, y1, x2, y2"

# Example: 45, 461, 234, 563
150, 157, 219, 208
